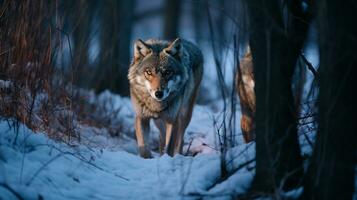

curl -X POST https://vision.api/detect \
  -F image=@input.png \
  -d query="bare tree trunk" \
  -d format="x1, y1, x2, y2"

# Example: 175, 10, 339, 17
72, 0, 94, 88
246, 0, 311, 193
94, 0, 134, 96
192, 0, 203, 44
116, 0, 135, 96
163, 0, 181, 40
302, 0, 357, 199
95, 0, 120, 93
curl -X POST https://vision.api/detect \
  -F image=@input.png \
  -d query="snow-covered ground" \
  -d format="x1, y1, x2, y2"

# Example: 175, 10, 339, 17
76, 90, 244, 155
0, 91, 255, 200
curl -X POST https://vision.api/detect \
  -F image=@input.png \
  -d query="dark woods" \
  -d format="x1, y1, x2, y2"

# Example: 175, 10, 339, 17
58, 0, 184, 96
62, 0, 133, 95
0, 0, 184, 96
302, 1, 357, 199
0, 0, 356, 199
245, 0, 357, 199
0, 0, 187, 139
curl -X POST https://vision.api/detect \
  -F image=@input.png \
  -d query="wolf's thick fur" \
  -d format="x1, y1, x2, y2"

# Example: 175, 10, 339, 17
236, 47, 256, 143
128, 38, 203, 158
236, 47, 306, 143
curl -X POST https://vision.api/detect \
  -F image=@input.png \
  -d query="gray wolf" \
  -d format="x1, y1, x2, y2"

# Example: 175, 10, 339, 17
128, 38, 203, 158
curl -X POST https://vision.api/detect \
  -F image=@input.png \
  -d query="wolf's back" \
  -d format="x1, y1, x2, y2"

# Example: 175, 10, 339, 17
180, 40, 203, 85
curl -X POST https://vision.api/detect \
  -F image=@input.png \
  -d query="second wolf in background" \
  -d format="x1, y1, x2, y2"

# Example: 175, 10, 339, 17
128, 38, 203, 158
236, 48, 256, 143
236, 47, 306, 143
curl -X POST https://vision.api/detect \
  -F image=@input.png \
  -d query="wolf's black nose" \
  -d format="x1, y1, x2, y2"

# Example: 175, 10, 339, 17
155, 91, 163, 99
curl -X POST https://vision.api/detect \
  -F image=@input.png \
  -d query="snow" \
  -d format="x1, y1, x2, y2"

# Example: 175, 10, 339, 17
77, 90, 244, 156
0, 80, 319, 199
0, 91, 255, 200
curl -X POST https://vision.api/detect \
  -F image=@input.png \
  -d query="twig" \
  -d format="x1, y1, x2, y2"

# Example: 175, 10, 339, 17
206, 0, 229, 178
34, 143, 129, 181
0, 183, 24, 200
0, 48, 12, 56
184, 138, 194, 156
301, 130, 314, 148
0, 0, 10, 19
225, 142, 255, 167
72, 152, 129, 181
300, 53, 317, 77
229, 34, 239, 147
206, 158, 255, 191
26, 153, 65, 186
297, 113, 316, 120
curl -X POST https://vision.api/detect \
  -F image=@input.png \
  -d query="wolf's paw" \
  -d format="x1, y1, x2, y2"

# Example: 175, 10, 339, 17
163, 146, 175, 157
138, 146, 152, 159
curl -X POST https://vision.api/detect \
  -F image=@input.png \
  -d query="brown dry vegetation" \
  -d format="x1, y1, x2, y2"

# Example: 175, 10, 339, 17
0, 1, 79, 142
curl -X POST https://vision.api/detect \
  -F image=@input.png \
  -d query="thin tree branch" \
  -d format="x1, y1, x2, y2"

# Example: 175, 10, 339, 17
0, 183, 24, 200
300, 53, 318, 77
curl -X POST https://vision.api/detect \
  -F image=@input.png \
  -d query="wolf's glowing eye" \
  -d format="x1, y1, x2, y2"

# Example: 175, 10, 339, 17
145, 70, 152, 76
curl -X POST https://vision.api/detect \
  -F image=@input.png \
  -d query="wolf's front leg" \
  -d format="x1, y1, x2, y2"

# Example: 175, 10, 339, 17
173, 121, 185, 155
165, 122, 178, 156
154, 119, 166, 155
172, 113, 189, 155
135, 116, 152, 158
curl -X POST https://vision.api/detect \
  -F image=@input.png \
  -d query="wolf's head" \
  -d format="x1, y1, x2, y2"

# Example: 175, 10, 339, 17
129, 38, 188, 101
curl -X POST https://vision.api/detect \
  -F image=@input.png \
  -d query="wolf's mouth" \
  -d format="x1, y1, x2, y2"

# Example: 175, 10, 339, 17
154, 98, 164, 102
151, 96, 167, 102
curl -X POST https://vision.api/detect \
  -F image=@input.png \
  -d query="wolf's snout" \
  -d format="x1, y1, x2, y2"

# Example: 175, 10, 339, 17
155, 91, 164, 99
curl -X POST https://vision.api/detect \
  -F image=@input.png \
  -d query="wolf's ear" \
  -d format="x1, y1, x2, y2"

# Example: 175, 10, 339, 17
134, 39, 151, 61
163, 38, 182, 59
